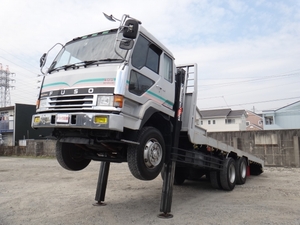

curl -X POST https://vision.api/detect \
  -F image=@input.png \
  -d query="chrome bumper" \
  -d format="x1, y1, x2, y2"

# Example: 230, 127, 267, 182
31, 112, 124, 132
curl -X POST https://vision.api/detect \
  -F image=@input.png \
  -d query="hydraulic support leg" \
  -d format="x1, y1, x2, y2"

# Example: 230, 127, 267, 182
158, 161, 176, 218
93, 161, 110, 206
157, 68, 185, 218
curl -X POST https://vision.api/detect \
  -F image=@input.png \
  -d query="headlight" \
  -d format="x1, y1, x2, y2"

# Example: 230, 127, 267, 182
97, 95, 114, 106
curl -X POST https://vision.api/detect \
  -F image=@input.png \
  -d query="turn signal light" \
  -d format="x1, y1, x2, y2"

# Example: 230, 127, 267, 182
113, 95, 123, 108
36, 99, 40, 109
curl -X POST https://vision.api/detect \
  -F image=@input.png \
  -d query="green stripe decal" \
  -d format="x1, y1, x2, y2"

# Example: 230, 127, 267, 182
43, 78, 115, 89
147, 90, 173, 106
126, 80, 173, 106
73, 78, 110, 85
42, 82, 69, 88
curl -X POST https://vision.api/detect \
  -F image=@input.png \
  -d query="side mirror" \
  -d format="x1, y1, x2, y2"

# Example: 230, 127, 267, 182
123, 19, 139, 39
40, 53, 47, 68
119, 39, 134, 50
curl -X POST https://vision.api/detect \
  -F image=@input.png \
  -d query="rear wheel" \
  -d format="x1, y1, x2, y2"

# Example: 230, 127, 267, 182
220, 157, 236, 191
56, 141, 91, 171
127, 127, 165, 180
236, 157, 247, 185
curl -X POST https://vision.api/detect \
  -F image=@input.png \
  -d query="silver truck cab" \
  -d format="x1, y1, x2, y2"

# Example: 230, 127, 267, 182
32, 16, 175, 132
32, 14, 177, 181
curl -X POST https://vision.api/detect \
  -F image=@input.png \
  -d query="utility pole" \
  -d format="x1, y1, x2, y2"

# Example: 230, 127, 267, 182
0, 64, 15, 107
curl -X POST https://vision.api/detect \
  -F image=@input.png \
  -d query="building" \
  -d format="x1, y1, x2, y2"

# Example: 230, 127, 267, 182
245, 111, 263, 131
262, 100, 300, 130
0, 106, 14, 145
0, 104, 53, 146
198, 108, 247, 132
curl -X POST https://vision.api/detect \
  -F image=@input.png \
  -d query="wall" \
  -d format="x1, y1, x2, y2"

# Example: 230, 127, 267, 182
0, 139, 56, 157
1, 130, 300, 167
207, 129, 300, 167
26, 140, 56, 157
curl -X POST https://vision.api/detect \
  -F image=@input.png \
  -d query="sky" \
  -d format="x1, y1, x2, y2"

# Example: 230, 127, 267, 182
0, 0, 299, 113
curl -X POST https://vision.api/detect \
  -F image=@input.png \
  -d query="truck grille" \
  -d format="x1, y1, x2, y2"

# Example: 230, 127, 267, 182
49, 94, 94, 109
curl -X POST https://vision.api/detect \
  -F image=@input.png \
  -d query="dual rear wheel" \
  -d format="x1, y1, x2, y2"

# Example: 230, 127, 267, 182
210, 157, 247, 191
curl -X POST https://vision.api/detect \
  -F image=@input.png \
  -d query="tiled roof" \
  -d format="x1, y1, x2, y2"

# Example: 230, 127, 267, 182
227, 110, 246, 118
199, 108, 231, 118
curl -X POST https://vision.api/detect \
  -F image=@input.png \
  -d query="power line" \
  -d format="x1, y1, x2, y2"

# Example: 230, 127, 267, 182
0, 48, 38, 70
198, 79, 300, 100
199, 96, 300, 110
0, 55, 38, 76
198, 69, 300, 81
198, 71, 300, 90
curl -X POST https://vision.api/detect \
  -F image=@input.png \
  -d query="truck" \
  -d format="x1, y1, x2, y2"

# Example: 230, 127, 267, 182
32, 13, 263, 217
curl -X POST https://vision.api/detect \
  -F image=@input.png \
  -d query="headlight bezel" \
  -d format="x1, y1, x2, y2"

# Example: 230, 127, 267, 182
96, 95, 114, 107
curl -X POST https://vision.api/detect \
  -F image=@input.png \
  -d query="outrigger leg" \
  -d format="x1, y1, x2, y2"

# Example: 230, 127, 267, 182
93, 161, 110, 206
158, 161, 176, 218
158, 68, 184, 218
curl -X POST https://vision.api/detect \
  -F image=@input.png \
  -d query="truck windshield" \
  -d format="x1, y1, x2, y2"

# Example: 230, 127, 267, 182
51, 30, 126, 70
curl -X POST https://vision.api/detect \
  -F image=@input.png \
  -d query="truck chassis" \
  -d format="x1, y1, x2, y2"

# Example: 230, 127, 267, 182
91, 64, 263, 218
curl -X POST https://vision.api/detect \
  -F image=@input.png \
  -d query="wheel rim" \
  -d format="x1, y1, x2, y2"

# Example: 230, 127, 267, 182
228, 163, 236, 183
143, 138, 163, 168
240, 160, 247, 179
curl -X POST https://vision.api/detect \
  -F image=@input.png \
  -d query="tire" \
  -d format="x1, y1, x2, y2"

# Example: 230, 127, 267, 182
236, 157, 247, 185
56, 141, 91, 171
220, 157, 236, 191
210, 171, 222, 189
127, 127, 165, 180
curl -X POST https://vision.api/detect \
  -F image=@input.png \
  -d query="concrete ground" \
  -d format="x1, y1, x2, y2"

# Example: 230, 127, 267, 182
1, 157, 300, 225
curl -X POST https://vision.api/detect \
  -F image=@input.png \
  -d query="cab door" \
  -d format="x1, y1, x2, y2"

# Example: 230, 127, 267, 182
125, 34, 174, 113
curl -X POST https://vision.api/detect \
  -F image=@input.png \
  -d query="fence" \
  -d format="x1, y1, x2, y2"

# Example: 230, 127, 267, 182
1, 130, 300, 167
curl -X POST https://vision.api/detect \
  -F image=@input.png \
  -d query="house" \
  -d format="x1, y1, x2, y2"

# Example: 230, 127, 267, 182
198, 108, 247, 132
0, 106, 14, 145
262, 100, 300, 130
245, 111, 263, 131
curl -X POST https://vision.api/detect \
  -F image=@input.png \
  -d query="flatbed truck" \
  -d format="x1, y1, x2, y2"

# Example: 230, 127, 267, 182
32, 13, 263, 217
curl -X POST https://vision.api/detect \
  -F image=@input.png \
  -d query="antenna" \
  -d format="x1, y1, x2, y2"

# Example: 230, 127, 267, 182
103, 13, 120, 22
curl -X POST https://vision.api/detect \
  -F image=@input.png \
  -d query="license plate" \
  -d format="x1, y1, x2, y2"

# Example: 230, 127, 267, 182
56, 114, 69, 123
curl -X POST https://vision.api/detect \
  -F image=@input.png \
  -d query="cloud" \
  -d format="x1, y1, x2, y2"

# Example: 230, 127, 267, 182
0, 0, 299, 111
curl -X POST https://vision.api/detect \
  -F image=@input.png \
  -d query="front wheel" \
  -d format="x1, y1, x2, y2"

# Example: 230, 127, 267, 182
127, 127, 165, 180
56, 141, 91, 171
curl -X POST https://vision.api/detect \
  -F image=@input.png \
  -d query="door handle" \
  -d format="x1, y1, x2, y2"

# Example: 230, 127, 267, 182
156, 85, 165, 92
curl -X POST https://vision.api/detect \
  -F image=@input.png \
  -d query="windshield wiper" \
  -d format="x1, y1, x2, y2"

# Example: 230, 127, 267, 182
48, 59, 124, 73
82, 59, 124, 65
48, 63, 80, 73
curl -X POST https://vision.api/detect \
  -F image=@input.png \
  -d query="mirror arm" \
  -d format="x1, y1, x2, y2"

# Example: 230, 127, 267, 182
40, 43, 64, 75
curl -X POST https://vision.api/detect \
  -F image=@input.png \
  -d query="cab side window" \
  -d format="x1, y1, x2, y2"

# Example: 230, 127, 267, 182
131, 35, 162, 74
163, 54, 173, 83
